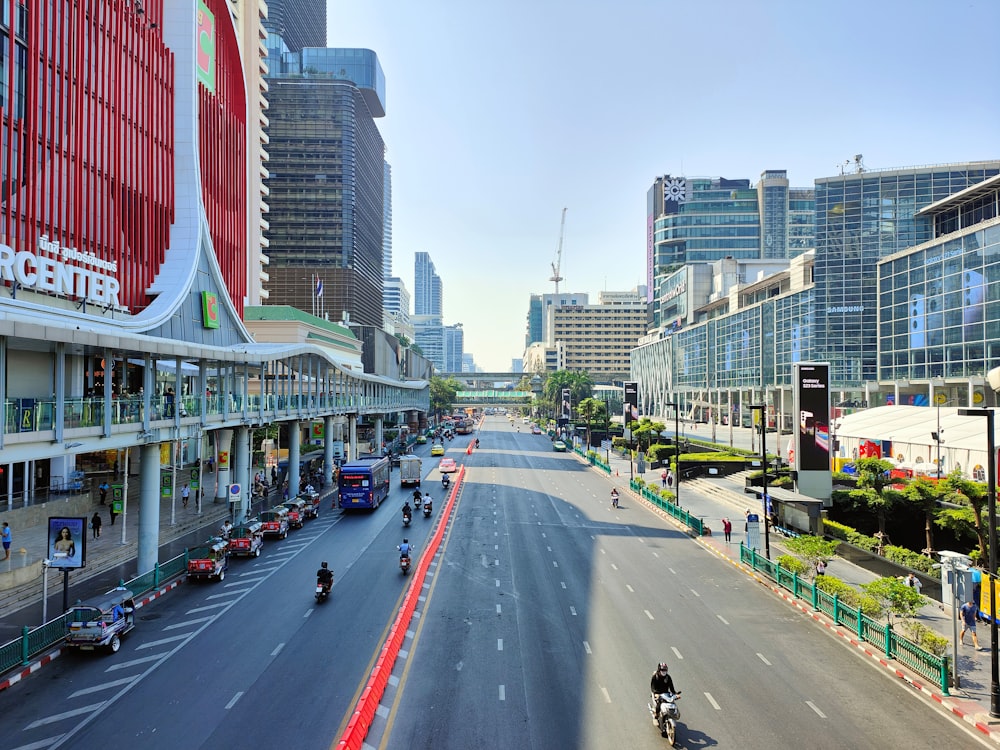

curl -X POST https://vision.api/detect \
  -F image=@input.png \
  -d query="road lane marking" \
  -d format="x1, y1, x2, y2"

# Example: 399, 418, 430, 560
69, 677, 135, 698
583, 641, 592, 654
717, 615, 730, 625
7, 735, 65, 750
705, 692, 721, 710
552, 561, 559, 568
560, 581, 566, 589
496, 579, 501, 587
601, 686, 612, 703
225, 691, 244, 709
136, 635, 189, 650
304, 609, 313, 618
496, 604, 502, 615
806, 701, 826, 718
668, 567, 677, 574
690, 589, 700, 597
600, 548, 606, 555
26, 703, 105, 729
610, 563, 618, 571
652, 552, 660, 558
498, 639, 503, 651
757, 653, 772, 665
671, 646, 683, 659
272, 643, 285, 657
499, 685, 506, 701
645, 610, 655, 620
206, 590, 244, 600
163, 616, 215, 631
547, 546, 552, 552
105, 653, 169, 670
185, 602, 231, 614
569, 606, 577, 616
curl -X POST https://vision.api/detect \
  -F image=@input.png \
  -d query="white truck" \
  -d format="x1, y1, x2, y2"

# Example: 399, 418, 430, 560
398, 454, 422, 487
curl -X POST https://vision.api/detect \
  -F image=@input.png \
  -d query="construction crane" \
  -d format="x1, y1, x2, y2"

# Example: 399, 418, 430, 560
550, 207, 567, 295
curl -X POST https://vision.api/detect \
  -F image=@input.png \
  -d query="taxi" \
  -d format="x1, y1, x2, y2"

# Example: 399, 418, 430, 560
65, 588, 136, 654
281, 497, 307, 528
259, 506, 290, 539
439, 457, 457, 473
430, 443, 445, 456
227, 520, 264, 558
552, 440, 567, 452
416, 434, 428, 444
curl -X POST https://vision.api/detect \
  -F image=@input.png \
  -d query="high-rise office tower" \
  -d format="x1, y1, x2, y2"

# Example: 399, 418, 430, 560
414, 252, 443, 316
383, 160, 393, 280
263, 0, 326, 52
264, 46, 387, 327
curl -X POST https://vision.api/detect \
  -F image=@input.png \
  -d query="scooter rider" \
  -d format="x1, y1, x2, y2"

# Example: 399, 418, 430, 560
650, 662, 680, 733
422, 492, 433, 514
398, 538, 413, 559
402, 500, 413, 520
316, 561, 334, 593
412, 488, 423, 505
441, 473, 451, 489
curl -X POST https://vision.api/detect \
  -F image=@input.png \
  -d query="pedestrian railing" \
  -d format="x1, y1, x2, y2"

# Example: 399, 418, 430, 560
630, 480, 703, 535
739, 544, 950, 694
0, 551, 189, 676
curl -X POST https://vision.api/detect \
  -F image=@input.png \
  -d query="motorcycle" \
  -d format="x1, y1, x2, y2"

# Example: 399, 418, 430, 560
648, 692, 681, 745
423, 500, 432, 517
315, 578, 332, 603
402, 510, 412, 527
441, 475, 450, 490
400, 555, 411, 575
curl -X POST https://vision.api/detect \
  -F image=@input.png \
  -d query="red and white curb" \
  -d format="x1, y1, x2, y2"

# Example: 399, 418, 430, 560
0, 578, 183, 693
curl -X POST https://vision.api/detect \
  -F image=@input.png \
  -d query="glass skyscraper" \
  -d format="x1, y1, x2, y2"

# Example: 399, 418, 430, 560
414, 252, 443, 316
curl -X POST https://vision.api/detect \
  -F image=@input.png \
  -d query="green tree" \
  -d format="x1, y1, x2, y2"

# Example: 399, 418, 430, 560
849, 457, 900, 538
576, 397, 606, 449
429, 376, 461, 420
859, 576, 925, 624
394, 334, 411, 348
941, 469, 988, 559
543, 370, 594, 415
900, 476, 947, 555
784, 535, 841, 578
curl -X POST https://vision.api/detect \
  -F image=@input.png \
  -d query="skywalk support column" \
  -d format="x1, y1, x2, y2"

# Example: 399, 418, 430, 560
233, 426, 250, 522
348, 415, 358, 461
138, 443, 161, 574
323, 416, 335, 488
375, 416, 384, 454
288, 422, 301, 498
214, 429, 233, 503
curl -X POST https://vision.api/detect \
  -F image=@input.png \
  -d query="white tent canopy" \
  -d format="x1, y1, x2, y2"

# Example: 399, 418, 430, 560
836, 405, 1000, 476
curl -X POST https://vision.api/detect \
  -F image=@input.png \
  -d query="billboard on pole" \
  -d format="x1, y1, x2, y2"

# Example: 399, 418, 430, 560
624, 381, 639, 424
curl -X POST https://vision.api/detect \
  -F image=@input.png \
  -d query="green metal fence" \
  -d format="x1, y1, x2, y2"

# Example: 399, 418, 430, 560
630, 480, 703, 535
0, 551, 189, 676
739, 544, 950, 694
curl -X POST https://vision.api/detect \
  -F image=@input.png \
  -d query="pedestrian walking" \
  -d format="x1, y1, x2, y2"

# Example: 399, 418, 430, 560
181, 483, 190, 508
271, 466, 278, 485
666, 470, 674, 489
99, 481, 109, 505
661, 469, 667, 488
91, 511, 102, 539
904, 572, 922, 594
815, 560, 826, 576
960, 599, 981, 648
722, 517, 732, 543
1, 522, 10, 559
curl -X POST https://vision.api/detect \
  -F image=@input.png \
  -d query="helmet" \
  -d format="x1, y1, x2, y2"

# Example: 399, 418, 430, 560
321, 561, 328, 568
657, 662, 668, 673
403, 538, 409, 544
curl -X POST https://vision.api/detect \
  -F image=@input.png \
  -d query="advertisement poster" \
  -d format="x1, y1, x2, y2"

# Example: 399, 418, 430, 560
624, 381, 639, 424
48, 516, 86, 569
795, 363, 831, 472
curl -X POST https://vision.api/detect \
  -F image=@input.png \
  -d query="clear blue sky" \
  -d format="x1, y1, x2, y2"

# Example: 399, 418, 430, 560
328, 0, 1000, 372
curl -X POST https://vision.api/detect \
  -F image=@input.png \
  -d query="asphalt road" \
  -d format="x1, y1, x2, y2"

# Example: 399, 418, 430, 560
0, 418, 988, 750
0, 441, 445, 750
380, 417, 986, 750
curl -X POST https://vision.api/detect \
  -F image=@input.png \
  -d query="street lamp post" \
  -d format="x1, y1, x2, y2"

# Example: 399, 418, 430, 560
750, 404, 771, 560
666, 402, 680, 505
959, 407, 999, 718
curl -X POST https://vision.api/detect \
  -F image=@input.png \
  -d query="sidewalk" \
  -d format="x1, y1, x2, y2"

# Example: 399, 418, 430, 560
593, 437, 1000, 743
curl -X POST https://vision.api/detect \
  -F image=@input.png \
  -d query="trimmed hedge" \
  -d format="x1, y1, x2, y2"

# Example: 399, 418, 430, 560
823, 518, 937, 574
815, 575, 881, 617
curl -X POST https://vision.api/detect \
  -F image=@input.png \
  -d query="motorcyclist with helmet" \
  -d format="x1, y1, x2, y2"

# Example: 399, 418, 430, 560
402, 500, 413, 523
422, 492, 433, 516
650, 662, 680, 736
398, 538, 413, 559
441, 473, 451, 490
316, 561, 334, 595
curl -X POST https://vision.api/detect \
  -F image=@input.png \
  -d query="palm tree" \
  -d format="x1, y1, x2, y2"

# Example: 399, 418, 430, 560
577, 397, 606, 450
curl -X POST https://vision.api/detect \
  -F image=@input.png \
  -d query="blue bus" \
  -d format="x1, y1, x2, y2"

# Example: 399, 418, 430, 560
337, 456, 391, 510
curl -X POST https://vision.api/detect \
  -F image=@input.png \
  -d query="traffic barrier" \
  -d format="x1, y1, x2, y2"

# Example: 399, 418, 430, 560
337, 465, 466, 748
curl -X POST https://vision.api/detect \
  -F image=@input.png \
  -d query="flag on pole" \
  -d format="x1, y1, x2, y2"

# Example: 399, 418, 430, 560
315, 276, 323, 298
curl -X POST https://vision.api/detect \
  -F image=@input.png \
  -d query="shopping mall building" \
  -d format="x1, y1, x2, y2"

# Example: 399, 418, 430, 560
0, 1, 426, 571
632, 162, 1000, 473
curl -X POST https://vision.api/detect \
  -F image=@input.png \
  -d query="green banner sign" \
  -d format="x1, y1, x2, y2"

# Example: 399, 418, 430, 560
190, 468, 200, 491
161, 471, 173, 499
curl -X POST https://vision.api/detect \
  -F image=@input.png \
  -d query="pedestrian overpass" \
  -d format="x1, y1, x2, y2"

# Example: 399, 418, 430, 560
455, 389, 533, 408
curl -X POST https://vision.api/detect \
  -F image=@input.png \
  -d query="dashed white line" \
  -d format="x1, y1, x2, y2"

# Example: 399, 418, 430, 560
689, 589, 700, 597
560, 581, 567, 589
583, 641, 592, 654
705, 692, 721, 710
185, 602, 231, 614
225, 691, 244, 709
163, 616, 214, 631
600, 686, 612, 703
610, 563, 618, 571
68, 676, 134, 698
717, 615, 730, 625
671, 646, 683, 660
806, 701, 826, 718
499, 685, 506, 701
26, 702, 106, 729
272, 642, 285, 657
626, 584, 635, 593
652, 552, 660, 558
600, 548, 606, 555
644, 610, 655, 620
668, 567, 677, 575
136, 635, 189, 650
569, 606, 577, 616
757, 653, 772, 665
498, 639, 504, 651
552, 561, 559, 568
105, 653, 169, 670
496, 579, 501, 587
304, 609, 313, 618
496, 604, 502, 615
